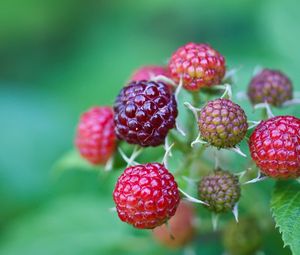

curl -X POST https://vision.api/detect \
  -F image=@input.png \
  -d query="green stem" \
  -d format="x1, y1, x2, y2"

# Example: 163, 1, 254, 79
261, 108, 268, 120
186, 92, 201, 143
168, 131, 189, 153
191, 91, 201, 107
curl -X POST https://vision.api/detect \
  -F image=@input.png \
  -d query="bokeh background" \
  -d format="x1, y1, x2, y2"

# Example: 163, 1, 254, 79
0, 0, 299, 254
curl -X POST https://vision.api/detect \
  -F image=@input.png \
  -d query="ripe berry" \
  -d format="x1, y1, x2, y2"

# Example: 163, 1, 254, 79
198, 98, 248, 148
198, 169, 241, 213
249, 115, 300, 178
75, 107, 116, 165
168, 42, 226, 91
114, 80, 178, 147
130, 65, 170, 81
113, 163, 180, 229
223, 217, 262, 255
248, 69, 293, 107
152, 201, 195, 248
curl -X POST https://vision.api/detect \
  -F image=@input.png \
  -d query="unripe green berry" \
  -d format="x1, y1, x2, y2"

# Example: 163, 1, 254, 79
198, 99, 248, 148
223, 217, 262, 255
198, 169, 241, 213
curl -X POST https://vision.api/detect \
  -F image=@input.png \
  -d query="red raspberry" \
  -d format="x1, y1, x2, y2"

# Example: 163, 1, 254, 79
113, 163, 180, 229
249, 116, 300, 178
130, 65, 170, 81
248, 69, 293, 107
75, 106, 116, 165
114, 80, 178, 147
168, 42, 226, 91
152, 201, 195, 248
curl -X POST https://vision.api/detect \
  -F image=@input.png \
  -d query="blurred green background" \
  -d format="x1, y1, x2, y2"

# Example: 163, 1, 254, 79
0, 0, 299, 254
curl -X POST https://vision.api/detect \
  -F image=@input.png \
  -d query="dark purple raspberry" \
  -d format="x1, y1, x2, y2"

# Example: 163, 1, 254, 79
198, 169, 241, 213
248, 69, 293, 107
114, 80, 178, 147
198, 98, 248, 148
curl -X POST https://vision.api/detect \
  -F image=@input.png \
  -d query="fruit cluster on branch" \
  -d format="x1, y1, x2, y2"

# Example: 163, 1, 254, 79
74, 42, 300, 250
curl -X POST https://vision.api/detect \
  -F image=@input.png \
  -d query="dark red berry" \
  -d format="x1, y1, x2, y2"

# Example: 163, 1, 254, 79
168, 42, 226, 91
114, 80, 178, 147
198, 169, 241, 213
199, 98, 248, 148
130, 65, 170, 81
249, 115, 300, 178
75, 106, 116, 165
113, 163, 180, 229
152, 201, 195, 248
248, 69, 293, 107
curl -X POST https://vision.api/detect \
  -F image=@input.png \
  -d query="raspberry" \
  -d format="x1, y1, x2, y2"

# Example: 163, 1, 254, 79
198, 98, 248, 148
152, 201, 195, 248
198, 169, 241, 213
168, 42, 226, 91
223, 217, 262, 255
114, 80, 178, 147
130, 65, 170, 81
248, 69, 293, 107
249, 115, 300, 178
75, 107, 116, 165
113, 163, 180, 229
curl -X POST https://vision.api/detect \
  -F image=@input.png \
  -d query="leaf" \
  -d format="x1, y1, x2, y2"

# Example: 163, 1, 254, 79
0, 194, 169, 255
271, 180, 300, 255
52, 150, 101, 174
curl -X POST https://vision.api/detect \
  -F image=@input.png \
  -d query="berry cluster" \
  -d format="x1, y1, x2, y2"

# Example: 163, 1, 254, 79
73, 42, 299, 249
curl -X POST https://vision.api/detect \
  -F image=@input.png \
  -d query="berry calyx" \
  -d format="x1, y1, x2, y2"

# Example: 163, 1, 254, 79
113, 163, 180, 229
114, 80, 178, 147
248, 69, 293, 107
75, 106, 116, 165
249, 115, 300, 178
198, 169, 241, 213
168, 42, 226, 91
152, 201, 195, 248
198, 98, 248, 148
130, 65, 170, 82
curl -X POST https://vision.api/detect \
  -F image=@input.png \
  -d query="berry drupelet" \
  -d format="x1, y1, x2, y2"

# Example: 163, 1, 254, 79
198, 98, 248, 148
113, 163, 180, 229
75, 106, 116, 165
114, 80, 178, 147
198, 169, 241, 213
168, 42, 226, 91
248, 69, 293, 107
249, 115, 300, 178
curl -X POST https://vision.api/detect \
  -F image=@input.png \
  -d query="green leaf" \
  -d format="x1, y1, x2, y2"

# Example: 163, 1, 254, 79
52, 150, 101, 174
271, 180, 300, 255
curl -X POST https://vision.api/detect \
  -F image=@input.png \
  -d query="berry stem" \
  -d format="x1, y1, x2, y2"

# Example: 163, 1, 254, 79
191, 92, 201, 107
168, 131, 189, 153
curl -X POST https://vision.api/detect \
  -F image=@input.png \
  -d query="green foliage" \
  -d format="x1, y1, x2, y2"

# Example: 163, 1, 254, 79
271, 181, 300, 255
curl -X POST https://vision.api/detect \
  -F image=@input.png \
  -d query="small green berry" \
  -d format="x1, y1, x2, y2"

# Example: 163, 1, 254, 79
198, 169, 241, 213
198, 99, 248, 148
